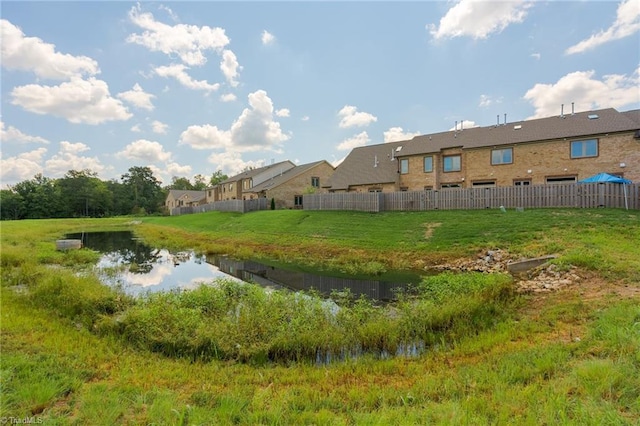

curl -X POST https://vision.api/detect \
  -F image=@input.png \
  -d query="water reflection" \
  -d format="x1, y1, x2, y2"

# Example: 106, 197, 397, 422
68, 231, 422, 299
67, 231, 239, 296
207, 255, 413, 300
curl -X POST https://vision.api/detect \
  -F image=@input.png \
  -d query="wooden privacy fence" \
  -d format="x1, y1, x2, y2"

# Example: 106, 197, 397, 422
304, 183, 640, 212
170, 198, 268, 216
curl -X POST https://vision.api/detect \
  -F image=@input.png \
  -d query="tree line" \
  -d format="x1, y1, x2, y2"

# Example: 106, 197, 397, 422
0, 167, 227, 220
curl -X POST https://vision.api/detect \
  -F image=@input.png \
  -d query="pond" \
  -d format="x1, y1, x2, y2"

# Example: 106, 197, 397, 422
66, 231, 425, 300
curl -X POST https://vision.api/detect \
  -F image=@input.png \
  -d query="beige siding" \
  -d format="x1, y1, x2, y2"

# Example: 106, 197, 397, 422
398, 131, 638, 190
266, 162, 334, 208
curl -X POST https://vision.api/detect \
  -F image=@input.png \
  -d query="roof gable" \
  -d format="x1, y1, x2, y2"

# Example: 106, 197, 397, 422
217, 160, 296, 186
249, 160, 333, 192
166, 189, 206, 201
326, 141, 405, 190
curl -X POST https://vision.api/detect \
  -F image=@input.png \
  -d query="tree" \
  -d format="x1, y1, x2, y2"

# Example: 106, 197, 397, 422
105, 179, 130, 216
121, 166, 164, 215
193, 174, 208, 190
57, 169, 112, 217
209, 170, 228, 186
12, 174, 62, 218
0, 189, 25, 220
166, 176, 195, 191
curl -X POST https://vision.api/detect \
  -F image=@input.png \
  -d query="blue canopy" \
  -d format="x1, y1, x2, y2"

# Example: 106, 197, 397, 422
579, 172, 632, 184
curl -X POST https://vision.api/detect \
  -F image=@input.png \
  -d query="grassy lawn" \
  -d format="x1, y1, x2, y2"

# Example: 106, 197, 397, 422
1, 209, 639, 424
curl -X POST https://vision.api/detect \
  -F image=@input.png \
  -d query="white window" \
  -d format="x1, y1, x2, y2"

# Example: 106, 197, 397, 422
443, 155, 461, 172
423, 156, 433, 172
491, 148, 513, 165
400, 159, 409, 174
571, 139, 598, 158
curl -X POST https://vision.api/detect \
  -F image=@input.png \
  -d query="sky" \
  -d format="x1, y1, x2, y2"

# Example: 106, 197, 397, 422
1, 0, 639, 188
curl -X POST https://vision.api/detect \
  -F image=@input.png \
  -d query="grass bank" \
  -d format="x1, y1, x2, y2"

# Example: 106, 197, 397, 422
140, 208, 640, 280
1, 209, 639, 424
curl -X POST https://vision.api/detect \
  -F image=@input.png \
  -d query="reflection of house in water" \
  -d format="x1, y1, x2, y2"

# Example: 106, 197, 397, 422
206, 255, 411, 301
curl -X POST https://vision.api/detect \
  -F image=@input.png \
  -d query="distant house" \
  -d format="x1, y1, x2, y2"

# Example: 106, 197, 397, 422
325, 107, 640, 192
206, 160, 296, 203
165, 189, 207, 210
244, 160, 334, 209
324, 140, 405, 193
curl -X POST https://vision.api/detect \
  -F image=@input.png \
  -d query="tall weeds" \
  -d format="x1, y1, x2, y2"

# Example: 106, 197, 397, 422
91, 273, 516, 364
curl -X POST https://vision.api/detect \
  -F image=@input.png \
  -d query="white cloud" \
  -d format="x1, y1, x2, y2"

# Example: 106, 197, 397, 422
179, 124, 231, 150
151, 120, 169, 134
0, 121, 49, 144
45, 141, 107, 177
428, 0, 532, 40
59, 141, 90, 154
524, 68, 640, 119
337, 131, 370, 151
301, 116, 310, 122
276, 108, 290, 117
479, 94, 493, 107
531, 52, 541, 60
127, 5, 229, 66
180, 90, 288, 175
116, 139, 172, 162
337, 105, 377, 128
261, 30, 276, 45
155, 64, 220, 92
153, 161, 193, 186
207, 151, 265, 176
449, 120, 478, 131
566, 0, 640, 54
165, 162, 192, 177
117, 83, 155, 110
479, 94, 503, 108
220, 93, 237, 102
1, 19, 99, 80
383, 127, 421, 143
131, 124, 142, 133
0, 148, 46, 184
10, 77, 132, 125
220, 49, 241, 87
230, 90, 289, 152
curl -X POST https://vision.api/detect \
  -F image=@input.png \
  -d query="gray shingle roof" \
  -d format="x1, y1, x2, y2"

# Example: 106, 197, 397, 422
219, 160, 295, 184
401, 107, 640, 156
249, 160, 332, 192
326, 141, 405, 190
167, 189, 206, 202
622, 109, 640, 126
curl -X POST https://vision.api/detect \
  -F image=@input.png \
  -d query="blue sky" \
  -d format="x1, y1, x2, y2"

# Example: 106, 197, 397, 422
2, 1, 639, 188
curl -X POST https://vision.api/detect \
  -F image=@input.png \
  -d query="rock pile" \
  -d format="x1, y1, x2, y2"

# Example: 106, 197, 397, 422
515, 263, 582, 293
432, 249, 582, 293
433, 249, 515, 273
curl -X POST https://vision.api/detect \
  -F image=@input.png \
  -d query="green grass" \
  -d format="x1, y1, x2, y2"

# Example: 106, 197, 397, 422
1, 209, 639, 424
137, 208, 640, 279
